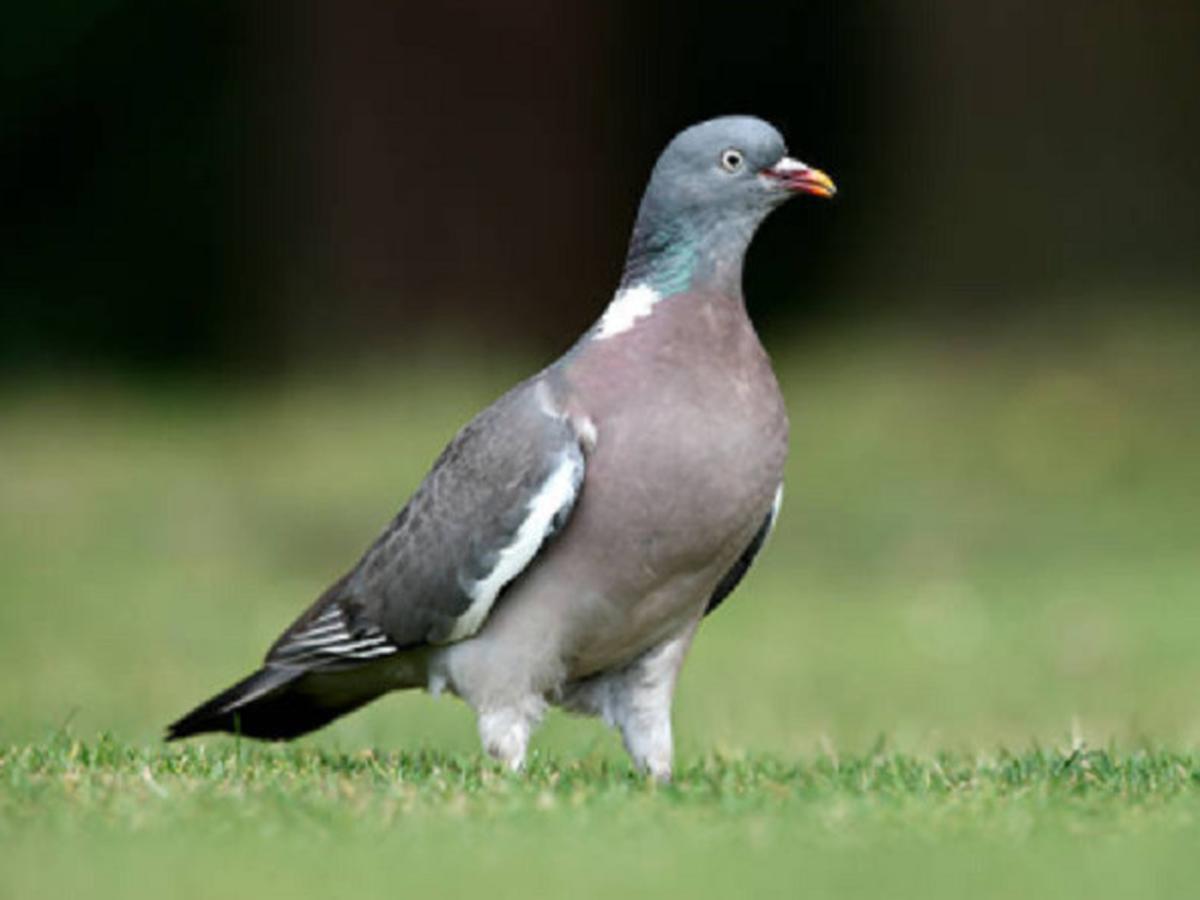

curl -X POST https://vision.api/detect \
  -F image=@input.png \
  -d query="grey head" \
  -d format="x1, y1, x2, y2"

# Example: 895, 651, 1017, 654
621, 116, 835, 295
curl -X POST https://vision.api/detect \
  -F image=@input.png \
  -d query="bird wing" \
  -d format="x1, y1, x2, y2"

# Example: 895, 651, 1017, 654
266, 379, 586, 668
703, 483, 783, 616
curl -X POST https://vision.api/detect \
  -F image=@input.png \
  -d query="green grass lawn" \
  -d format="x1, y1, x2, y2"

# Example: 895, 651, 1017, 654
6, 738, 1200, 899
2, 303, 1199, 897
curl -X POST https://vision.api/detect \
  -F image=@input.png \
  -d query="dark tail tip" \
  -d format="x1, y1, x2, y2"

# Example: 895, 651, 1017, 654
166, 666, 303, 741
166, 662, 393, 742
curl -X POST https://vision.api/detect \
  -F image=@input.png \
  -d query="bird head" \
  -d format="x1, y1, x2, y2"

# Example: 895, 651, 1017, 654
624, 116, 835, 292
648, 115, 836, 212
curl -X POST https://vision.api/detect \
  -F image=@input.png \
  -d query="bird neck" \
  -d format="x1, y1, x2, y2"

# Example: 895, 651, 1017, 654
620, 213, 756, 299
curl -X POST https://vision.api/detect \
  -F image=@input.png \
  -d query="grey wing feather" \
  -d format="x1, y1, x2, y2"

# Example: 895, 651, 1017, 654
267, 377, 585, 666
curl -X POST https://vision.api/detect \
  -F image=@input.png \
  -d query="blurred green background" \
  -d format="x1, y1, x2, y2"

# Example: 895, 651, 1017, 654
3, 2, 1200, 897
3, 308, 1198, 752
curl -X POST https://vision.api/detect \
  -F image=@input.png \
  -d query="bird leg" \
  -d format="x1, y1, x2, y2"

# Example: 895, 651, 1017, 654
558, 622, 697, 782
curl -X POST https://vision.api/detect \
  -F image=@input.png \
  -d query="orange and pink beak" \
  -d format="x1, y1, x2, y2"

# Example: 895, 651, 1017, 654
763, 157, 837, 199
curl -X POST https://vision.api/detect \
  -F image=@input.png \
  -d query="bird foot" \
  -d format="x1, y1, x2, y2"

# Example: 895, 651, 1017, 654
477, 701, 543, 772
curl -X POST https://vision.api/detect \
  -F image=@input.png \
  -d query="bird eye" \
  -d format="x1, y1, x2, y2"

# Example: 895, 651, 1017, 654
719, 148, 745, 173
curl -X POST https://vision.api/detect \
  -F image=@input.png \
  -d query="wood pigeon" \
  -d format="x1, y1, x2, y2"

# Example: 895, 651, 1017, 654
167, 116, 835, 780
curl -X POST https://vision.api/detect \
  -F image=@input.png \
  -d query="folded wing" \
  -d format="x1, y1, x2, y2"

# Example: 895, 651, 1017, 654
267, 380, 587, 667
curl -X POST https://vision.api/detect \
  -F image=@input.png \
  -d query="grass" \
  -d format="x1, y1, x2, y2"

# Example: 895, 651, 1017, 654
6, 737, 1200, 898
2, 301, 1200, 897
7, 736, 1200, 899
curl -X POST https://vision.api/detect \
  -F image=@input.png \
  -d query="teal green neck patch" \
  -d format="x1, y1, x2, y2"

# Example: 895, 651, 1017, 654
625, 219, 701, 296
646, 232, 699, 296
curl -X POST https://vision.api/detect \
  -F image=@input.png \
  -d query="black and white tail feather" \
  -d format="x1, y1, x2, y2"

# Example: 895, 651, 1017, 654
166, 598, 404, 740
163, 661, 400, 741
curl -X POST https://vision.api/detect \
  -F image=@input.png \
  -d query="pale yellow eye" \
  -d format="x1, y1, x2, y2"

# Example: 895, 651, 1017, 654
720, 148, 744, 173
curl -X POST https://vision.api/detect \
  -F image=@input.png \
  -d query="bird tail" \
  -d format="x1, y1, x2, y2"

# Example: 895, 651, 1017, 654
165, 663, 394, 742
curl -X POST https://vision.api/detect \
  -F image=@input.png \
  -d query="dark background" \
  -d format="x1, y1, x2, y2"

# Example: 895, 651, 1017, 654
3, 0, 1197, 371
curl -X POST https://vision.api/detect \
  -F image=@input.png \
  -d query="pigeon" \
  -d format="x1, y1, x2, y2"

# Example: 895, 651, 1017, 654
167, 116, 835, 780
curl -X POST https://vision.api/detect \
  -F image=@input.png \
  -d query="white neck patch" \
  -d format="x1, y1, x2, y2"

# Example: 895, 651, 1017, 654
594, 283, 662, 340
